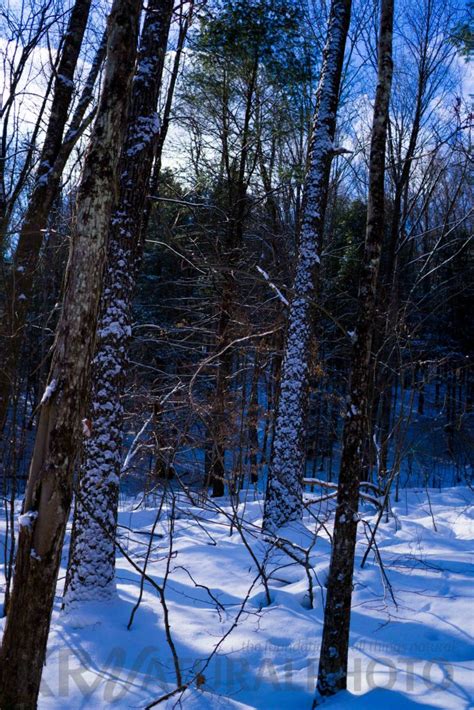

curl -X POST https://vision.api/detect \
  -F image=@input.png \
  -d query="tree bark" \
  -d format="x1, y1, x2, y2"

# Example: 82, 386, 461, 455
63, 0, 174, 608
0, 0, 95, 435
0, 2, 141, 705
207, 52, 259, 497
263, 0, 351, 530
316, 0, 394, 698
372, 11, 430, 477
0, 3, 59, 254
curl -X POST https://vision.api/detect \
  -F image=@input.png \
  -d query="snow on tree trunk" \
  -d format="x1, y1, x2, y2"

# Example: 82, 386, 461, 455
316, 0, 394, 699
0, 0, 93, 435
0, 2, 141, 706
63, 0, 174, 608
263, 0, 351, 530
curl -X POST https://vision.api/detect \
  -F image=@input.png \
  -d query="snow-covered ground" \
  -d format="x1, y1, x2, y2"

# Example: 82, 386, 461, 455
1, 485, 473, 709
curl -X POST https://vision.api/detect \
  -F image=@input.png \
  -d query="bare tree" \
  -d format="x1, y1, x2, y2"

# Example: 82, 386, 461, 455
375, 0, 459, 480
0, 0, 141, 704
0, 0, 94, 434
63, 0, 177, 607
263, 0, 351, 530
0, 0, 60, 248
316, 0, 395, 698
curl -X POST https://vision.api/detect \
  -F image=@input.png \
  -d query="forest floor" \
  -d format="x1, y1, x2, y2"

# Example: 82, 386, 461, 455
1, 484, 473, 709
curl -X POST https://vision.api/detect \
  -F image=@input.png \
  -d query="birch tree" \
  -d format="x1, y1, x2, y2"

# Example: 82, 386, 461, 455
0, 0, 141, 705
316, 0, 395, 697
63, 0, 175, 607
263, 0, 351, 529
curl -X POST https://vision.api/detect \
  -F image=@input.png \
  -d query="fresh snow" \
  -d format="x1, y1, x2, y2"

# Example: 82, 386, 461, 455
18, 510, 38, 529
1, 486, 473, 709
256, 266, 289, 306
40, 379, 58, 405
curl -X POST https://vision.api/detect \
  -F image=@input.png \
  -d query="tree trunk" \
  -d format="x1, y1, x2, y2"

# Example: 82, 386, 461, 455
263, 0, 351, 530
63, 0, 174, 608
316, 0, 394, 699
149, 0, 193, 193
0, 2, 141, 705
208, 283, 234, 496
372, 16, 429, 475
207, 53, 258, 496
248, 351, 261, 484
0, 0, 97, 435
